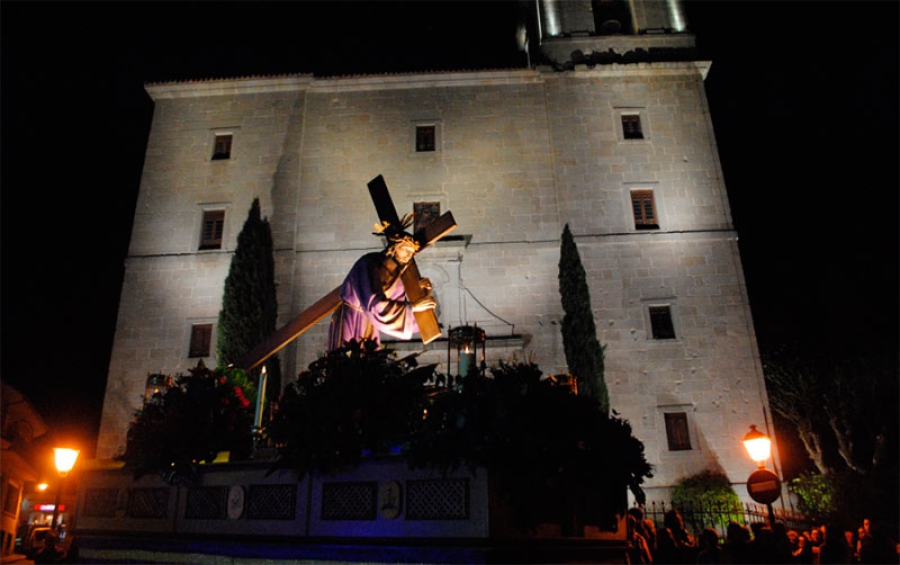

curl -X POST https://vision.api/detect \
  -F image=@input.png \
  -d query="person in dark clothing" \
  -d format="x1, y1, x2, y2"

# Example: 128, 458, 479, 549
819, 524, 853, 565
722, 522, 754, 565
792, 533, 815, 565
656, 509, 697, 564
856, 519, 897, 564
696, 528, 723, 564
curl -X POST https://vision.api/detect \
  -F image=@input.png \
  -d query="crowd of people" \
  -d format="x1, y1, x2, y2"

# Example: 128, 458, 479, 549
626, 508, 898, 564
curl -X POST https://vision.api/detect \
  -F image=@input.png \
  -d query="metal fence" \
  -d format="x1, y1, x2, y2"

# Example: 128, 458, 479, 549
641, 500, 814, 540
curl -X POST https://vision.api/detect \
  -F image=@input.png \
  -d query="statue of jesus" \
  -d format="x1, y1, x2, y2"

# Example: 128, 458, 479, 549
326, 224, 437, 351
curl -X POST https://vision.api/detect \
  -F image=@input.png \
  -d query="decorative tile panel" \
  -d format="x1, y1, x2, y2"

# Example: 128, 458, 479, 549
127, 487, 169, 519
321, 481, 377, 521
245, 484, 296, 520
184, 486, 227, 519
82, 488, 118, 518
406, 478, 469, 520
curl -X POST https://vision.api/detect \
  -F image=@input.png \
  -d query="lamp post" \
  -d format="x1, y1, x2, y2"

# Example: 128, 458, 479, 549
51, 448, 79, 530
742, 425, 780, 528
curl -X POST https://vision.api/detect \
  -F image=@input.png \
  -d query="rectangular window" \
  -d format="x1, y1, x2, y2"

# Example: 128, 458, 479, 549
415, 125, 436, 152
413, 201, 441, 233
199, 210, 225, 250
622, 114, 643, 139
631, 190, 658, 230
664, 412, 692, 450
649, 305, 676, 339
212, 134, 233, 160
189, 323, 213, 358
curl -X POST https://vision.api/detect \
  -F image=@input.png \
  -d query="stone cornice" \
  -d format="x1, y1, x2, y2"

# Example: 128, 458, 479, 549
308, 69, 542, 92
145, 74, 315, 100
144, 60, 712, 100
542, 60, 711, 81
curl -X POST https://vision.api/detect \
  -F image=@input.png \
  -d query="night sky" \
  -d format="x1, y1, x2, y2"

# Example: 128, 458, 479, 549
1, 1, 897, 458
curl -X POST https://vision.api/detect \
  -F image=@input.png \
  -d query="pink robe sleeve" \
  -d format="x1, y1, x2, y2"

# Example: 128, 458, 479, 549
327, 253, 419, 350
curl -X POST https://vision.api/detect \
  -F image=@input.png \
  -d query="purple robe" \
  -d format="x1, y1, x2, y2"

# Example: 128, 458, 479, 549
327, 252, 419, 350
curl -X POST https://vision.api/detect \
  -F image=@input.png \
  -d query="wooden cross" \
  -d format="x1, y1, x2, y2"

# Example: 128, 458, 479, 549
240, 175, 456, 370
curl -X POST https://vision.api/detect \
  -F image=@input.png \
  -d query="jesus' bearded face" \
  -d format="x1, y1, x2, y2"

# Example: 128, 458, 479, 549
392, 241, 417, 265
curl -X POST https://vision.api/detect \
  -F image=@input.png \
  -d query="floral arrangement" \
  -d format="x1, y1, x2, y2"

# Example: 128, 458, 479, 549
119, 341, 654, 531
118, 360, 257, 483
268, 340, 653, 531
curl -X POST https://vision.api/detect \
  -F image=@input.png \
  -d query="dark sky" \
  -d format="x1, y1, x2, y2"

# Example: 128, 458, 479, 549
2, 1, 897, 455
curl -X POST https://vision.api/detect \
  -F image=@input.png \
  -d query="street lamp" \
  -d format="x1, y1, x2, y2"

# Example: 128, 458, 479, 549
743, 425, 772, 467
742, 425, 780, 528
51, 448, 79, 529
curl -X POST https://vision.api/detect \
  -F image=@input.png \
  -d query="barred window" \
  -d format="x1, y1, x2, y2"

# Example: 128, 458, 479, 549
200, 210, 225, 250
413, 201, 440, 233
416, 126, 436, 152
664, 412, 692, 451
189, 323, 213, 358
622, 114, 644, 139
631, 190, 658, 230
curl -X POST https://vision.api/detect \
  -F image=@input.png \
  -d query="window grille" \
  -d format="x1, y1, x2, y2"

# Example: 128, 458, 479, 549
631, 190, 658, 230
416, 126, 436, 152
664, 412, 692, 450
200, 210, 225, 250
622, 114, 644, 139
189, 323, 213, 358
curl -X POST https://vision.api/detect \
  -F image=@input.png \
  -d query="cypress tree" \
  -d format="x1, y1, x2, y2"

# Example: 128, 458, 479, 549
558, 223, 609, 414
217, 198, 281, 397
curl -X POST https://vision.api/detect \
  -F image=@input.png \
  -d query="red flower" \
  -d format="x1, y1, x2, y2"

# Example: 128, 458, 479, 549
233, 386, 251, 408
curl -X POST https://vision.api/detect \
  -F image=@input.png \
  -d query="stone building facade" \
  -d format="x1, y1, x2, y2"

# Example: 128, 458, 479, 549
97, 0, 776, 501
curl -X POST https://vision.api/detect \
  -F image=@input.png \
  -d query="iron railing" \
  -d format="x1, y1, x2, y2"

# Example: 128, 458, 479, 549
640, 500, 814, 540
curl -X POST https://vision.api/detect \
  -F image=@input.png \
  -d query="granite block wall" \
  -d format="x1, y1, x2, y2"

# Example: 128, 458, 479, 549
98, 69, 771, 503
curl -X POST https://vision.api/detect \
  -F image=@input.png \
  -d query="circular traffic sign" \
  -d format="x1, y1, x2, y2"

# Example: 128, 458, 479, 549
746, 468, 781, 504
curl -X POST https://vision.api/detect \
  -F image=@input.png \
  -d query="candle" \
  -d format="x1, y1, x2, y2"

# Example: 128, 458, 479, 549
253, 366, 268, 431
459, 347, 475, 377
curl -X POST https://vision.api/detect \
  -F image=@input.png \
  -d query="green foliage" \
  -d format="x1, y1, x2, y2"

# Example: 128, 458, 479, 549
118, 362, 257, 484
217, 198, 281, 397
789, 469, 895, 529
267, 339, 434, 476
269, 341, 654, 531
671, 469, 742, 530
558, 223, 609, 413
788, 471, 836, 525
763, 344, 899, 524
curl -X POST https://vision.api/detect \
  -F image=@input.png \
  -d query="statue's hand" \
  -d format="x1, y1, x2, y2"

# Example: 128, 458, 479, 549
418, 278, 433, 293
412, 296, 437, 312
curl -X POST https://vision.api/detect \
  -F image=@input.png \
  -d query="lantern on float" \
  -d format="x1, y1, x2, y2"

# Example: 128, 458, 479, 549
144, 374, 173, 404
448, 325, 486, 379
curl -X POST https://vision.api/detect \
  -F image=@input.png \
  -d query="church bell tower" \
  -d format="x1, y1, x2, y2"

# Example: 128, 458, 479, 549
523, 0, 694, 68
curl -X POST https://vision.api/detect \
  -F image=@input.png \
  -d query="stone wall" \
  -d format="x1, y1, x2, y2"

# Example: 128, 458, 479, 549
98, 66, 772, 504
